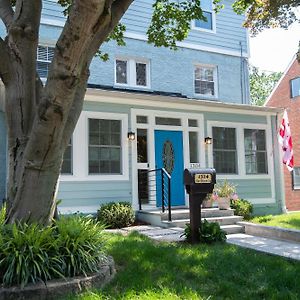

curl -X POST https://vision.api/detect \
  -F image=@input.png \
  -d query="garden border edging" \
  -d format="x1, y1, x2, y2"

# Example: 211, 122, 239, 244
0, 256, 116, 300
238, 221, 300, 243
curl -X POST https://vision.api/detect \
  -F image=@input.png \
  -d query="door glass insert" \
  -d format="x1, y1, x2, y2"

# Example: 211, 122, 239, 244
137, 129, 148, 163
163, 140, 175, 174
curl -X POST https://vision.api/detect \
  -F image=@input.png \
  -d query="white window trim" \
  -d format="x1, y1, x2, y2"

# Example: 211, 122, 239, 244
60, 111, 129, 181
207, 121, 273, 180
191, 4, 216, 34
114, 57, 151, 89
194, 63, 218, 99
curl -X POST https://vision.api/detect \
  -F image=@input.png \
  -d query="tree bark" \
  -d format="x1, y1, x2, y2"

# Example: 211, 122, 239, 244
0, 0, 133, 224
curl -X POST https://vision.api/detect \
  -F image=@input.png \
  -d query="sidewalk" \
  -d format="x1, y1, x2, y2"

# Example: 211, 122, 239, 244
106, 225, 300, 261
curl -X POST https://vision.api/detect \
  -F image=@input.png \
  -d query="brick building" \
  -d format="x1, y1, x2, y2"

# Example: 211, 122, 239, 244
266, 57, 300, 211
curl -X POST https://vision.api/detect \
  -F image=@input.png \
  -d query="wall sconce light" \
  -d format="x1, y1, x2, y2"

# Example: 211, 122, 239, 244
127, 132, 136, 141
204, 136, 212, 145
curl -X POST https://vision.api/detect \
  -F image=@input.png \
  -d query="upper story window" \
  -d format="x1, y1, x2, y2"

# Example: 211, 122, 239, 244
244, 129, 268, 174
192, 0, 215, 32
290, 77, 300, 98
293, 167, 300, 190
212, 127, 237, 174
115, 58, 150, 88
37, 45, 54, 79
194, 65, 217, 97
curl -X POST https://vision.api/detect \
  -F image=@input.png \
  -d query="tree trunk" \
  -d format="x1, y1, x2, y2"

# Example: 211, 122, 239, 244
0, 0, 134, 224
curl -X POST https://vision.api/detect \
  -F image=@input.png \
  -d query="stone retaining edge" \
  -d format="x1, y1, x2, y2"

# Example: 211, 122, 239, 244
0, 256, 116, 300
238, 221, 300, 243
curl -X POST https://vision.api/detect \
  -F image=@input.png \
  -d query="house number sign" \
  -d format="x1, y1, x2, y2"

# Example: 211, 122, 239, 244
194, 174, 212, 184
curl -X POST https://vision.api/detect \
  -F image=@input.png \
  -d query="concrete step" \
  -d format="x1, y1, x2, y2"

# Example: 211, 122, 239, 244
160, 208, 234, 220
222, 224, 244, 234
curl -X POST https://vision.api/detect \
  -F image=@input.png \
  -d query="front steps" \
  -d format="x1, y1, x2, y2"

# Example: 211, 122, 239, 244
137, 208, 244, 234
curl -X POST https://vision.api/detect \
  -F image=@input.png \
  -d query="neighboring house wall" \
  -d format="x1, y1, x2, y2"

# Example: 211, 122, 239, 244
266, 58, 300, 211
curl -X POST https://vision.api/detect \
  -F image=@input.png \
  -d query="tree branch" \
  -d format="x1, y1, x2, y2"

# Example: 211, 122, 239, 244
0, 0, 13, 31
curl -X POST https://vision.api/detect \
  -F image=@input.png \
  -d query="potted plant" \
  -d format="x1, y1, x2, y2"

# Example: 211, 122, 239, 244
214, 180, 238, 210
202, 194, 213, 208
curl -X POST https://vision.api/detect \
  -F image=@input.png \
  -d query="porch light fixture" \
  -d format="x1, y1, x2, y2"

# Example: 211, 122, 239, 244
204, 136, 212, 145
127, 132, 136, 141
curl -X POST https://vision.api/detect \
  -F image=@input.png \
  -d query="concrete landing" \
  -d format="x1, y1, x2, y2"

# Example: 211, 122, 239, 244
227, 233, 300, 261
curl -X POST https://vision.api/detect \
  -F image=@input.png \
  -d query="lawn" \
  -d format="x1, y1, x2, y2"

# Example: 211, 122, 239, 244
252, 212, 300, 230
69, 232, 300, 300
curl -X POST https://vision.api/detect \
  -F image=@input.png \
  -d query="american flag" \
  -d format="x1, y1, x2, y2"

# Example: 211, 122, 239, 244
278, 110, 294, 171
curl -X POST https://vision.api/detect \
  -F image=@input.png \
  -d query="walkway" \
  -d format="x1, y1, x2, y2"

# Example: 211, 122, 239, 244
106, 225, 300, 261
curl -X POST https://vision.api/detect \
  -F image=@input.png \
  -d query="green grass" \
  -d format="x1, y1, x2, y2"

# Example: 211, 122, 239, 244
252, 212, 300, 230
68, 232, 300, 300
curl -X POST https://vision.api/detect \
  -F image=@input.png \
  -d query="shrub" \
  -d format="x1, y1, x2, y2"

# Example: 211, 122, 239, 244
97, 202, 135, 229
0, 204, 6, 226
254, 215, 273, 223
55, 216, 106, 277
230, 198, 253, 220
182, 220, 227, 244
0, 216, 106, 287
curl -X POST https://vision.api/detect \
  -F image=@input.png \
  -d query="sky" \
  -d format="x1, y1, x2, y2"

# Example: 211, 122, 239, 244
249, 22, 300, 73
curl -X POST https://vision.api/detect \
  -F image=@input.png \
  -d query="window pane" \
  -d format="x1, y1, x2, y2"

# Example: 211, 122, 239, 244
189, 132, 199, 163
244, 129, 268, 174
37, 61, 49, 78
137, 116, 148, 124
291, 78, 300, 98
213, 127, 237, 174
137, 129, 148, 163
136, 63, 147, 86
293, 167, 300, 189
195, 11, 213, 30
61, 140, 72, 175
88, 119, 122, 174
37, 46, 55, 79
116, 60, 127, 84
155, 117, 181, 126
188, 119, 198, 127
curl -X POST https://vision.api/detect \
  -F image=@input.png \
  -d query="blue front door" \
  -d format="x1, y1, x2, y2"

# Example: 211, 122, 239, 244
155, 130, 185, 206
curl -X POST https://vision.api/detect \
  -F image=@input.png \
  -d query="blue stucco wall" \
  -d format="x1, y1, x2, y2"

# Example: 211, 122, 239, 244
0, 112, 6, 202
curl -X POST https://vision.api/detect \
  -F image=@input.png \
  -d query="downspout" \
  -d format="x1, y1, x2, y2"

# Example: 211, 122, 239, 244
239, 41, 244, 104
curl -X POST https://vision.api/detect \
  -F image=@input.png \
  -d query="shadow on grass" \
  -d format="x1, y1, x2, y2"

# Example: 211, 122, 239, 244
73, 232, 300, 300
280, 218, 300, 230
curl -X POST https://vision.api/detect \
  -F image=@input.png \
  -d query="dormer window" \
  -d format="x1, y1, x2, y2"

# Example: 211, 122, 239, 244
115, 58, 150, 88
192, 0, 215, 32
290, 77, 300, 98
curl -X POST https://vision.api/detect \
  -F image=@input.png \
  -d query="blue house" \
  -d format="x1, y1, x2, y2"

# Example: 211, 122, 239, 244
0, 0, 284, 216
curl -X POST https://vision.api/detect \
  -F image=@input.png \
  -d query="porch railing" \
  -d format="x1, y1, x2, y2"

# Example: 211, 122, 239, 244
138, 168, 172, 221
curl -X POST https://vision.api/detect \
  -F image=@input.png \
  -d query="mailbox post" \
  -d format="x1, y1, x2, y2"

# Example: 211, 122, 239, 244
184, 168, 216, 243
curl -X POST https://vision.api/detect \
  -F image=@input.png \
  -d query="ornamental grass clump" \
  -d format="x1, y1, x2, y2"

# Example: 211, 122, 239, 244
0, 216, 106, 288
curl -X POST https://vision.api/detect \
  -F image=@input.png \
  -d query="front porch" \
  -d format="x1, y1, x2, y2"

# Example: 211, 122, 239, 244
136, 207, 244, 234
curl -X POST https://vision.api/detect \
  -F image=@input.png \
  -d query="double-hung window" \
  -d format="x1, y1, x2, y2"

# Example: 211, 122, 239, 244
115, 58, 150, 88
88, 119, 122, 174
37, 45, 55, 79
193, 0, 215, 32
244, 129, 268, 174
194, 65, 217, 97
212, 127, 238, 174
290, 77, 300, 98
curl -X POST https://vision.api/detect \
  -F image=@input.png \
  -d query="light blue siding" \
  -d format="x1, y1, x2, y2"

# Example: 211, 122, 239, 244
0, 112, 6, 202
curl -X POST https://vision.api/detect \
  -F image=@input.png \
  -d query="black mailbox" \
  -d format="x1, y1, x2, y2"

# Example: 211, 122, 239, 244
183, 168, 216, 244
184, 168, 216, 196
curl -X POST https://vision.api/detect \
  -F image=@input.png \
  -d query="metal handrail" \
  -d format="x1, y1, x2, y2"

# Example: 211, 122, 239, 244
138, 168, 172, 221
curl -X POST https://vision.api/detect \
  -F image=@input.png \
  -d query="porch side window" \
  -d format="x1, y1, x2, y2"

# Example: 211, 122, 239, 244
37, 45, 55, 79
212, 127, 237, 174
61, 139, 72, 174
189, 132, 199, 163
290, 77, 300, 98
293, 167, 300, 189
194, 65, 217, 96
244, 129, 268, 174
88, 119, 122, 174
137, 129, 148, 163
